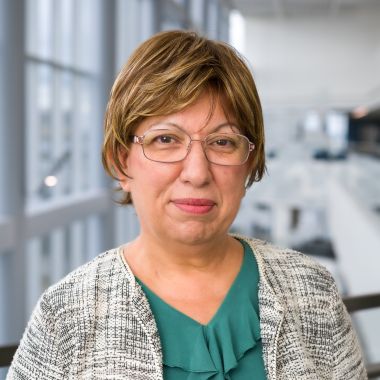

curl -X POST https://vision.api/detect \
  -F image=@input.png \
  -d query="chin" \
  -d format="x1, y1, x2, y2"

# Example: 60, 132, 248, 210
170, 223, 227, 246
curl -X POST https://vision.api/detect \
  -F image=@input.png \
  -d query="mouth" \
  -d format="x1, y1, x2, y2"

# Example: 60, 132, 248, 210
172, 198, 216, 214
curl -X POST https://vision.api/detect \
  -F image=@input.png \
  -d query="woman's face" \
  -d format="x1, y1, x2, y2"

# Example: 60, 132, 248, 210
119, 92, 250, 246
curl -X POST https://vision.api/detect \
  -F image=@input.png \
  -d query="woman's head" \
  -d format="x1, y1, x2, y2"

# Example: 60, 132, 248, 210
102, 30, 265, 205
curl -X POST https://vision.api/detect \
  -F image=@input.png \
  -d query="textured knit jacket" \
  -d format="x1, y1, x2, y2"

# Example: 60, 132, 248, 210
7, 236, 367, 380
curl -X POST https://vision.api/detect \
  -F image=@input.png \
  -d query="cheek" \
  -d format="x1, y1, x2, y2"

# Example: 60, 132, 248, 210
220, 169, 247, 204
217, 166, 247, 188
127, 158, 181, 197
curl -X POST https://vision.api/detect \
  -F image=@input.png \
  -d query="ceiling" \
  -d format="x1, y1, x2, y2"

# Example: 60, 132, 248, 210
232, 0, 380, 18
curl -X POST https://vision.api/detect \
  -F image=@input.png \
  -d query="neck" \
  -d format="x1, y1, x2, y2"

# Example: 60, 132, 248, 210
125, 233, 241, 279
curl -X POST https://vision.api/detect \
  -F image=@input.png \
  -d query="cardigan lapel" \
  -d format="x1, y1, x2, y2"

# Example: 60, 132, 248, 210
131, 283, 164, 379
118, 250, 163, 379
132, 283, 163, 356
258, 280, 284, 380
243, 237, 285, 380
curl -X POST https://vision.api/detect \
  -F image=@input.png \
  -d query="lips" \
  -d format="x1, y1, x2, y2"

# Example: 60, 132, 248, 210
172, 198, 216, 214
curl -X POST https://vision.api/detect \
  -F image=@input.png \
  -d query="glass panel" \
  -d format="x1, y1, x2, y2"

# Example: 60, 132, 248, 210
189, 0, 205, 31
218, 4, 230, 42
0, 253, 10, 380
86, 214, 102, 261
116, 206, 140, 246
26, 66, 103, 205
229, 10, 245, 50
78, 79, 92, 191
68, 220, 85, 270
25, 215, 103, 312
26, 225, 74, 315
75, 0, 101, 72
0, 251, 11, 345
75, 77, 100, 191
26, 0, 103, 207
55, 71, 74, 197
26, 0, 54, 59
55, 0, 74, 64
0, 368, 7, 380
160, 0, 187, 31
140, 0, 155, 41
206, 0, 219, 39
40, 234, 52, 290
50, 228, 65, 282
25, 238, 44, 315
26, 63, 54, 205
0, 0, 5, 216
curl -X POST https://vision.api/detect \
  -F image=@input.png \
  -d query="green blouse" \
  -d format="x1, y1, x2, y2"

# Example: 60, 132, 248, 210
136, 240, 267, 380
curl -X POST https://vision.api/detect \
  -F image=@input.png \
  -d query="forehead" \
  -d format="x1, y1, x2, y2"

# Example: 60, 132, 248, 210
135, 92, 237, 135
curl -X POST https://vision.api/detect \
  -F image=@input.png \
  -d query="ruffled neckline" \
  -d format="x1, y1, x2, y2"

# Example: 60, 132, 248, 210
136, 239, 262, 379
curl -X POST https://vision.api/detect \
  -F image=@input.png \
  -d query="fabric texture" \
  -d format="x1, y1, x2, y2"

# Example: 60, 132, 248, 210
7, 236, 367, 380
136, 238, 267, 379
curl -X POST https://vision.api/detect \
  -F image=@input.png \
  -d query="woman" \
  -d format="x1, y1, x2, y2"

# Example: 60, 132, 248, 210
8, 31, 366, 379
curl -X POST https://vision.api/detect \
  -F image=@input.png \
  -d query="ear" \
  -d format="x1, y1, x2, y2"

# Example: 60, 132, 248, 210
112, 149, 132, 192
119, 172, 131, 193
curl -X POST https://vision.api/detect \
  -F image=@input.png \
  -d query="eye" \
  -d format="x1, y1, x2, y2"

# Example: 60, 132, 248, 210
214, 138, 235, 146
143, 129, 186, 148
154, 135, 176, 144
207, 134, 239, 150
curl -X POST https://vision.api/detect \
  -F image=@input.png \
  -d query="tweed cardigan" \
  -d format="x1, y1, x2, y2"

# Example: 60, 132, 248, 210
7, 236, 367, 380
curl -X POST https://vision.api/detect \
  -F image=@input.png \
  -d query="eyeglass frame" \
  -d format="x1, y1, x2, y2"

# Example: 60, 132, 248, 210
130, 128, 255, 166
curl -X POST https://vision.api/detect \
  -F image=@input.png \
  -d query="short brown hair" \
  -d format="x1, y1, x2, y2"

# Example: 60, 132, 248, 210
102, 30, 265, 205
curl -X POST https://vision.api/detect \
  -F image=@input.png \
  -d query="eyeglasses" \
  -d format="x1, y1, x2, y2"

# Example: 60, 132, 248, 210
131, 126, 254, 166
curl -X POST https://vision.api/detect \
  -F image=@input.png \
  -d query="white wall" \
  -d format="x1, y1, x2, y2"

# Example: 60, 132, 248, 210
244, 7, 380, 110
238, 6, 380, 364
242, 8, 380, 153
328, 179, 380, 296
328, 176, 380, 362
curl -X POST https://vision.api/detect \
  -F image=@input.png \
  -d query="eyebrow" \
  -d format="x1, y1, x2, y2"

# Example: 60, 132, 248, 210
147, 122, 240, 134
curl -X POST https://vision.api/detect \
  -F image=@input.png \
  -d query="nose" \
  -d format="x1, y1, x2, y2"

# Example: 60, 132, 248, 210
179, 140, 212, 187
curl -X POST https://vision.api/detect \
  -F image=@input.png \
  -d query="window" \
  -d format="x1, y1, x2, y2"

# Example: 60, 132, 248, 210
188, 0, 206, 32
0, 0, 232, 363
116, 0, 156, 68
25, 0, 103, 207
20, 0, 108, 318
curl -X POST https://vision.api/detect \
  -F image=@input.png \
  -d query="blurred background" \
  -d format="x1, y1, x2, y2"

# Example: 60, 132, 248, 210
0, 0, 379, 378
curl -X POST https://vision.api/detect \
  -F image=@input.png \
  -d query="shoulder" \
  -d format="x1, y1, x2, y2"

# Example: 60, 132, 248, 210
235, 235, 337, 297
39, 247, 132, 317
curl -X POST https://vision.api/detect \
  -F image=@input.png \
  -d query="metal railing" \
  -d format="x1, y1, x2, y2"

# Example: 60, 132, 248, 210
343, 293, 380, 313
1, 293, 380, 377
0, 344, 17, 367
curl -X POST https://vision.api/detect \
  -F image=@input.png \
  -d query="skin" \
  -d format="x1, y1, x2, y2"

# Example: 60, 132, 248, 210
119, 92, 251, 324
